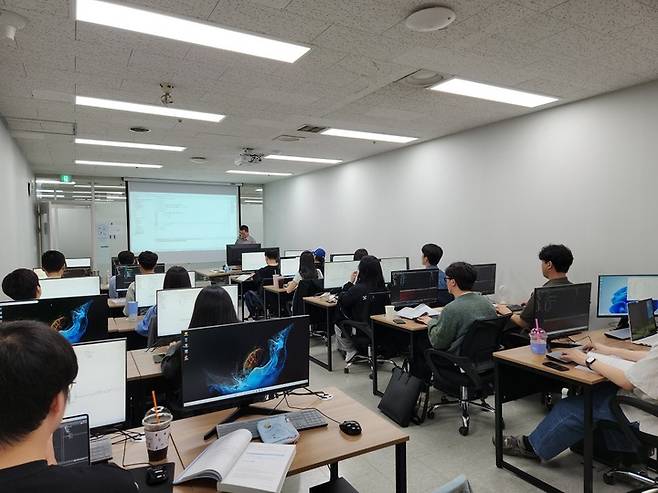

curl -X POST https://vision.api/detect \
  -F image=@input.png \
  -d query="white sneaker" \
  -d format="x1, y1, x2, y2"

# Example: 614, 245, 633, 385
345, 350, 358, 363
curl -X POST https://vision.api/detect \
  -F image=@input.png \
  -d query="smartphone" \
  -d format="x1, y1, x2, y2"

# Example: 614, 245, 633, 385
392, 318, 406, 324
542, 361, 570, 372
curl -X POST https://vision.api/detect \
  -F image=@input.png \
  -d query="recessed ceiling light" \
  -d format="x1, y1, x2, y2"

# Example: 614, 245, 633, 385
75, 160, 163, 169
264, 154, 342, 164
36, 179, 76, 185
76, 0, 310, 63
226, 170, 292, 177
429, 78, 558, 108
75, 138, 186, 152
255, 188, 263, 192
74, 184, 125, 189
244, 200, 263, 204
405, 6, 456, 32
76, 96, 225, 122
189, 156, 208, 164
241, 196, 263, 200
320, 128, 418, 144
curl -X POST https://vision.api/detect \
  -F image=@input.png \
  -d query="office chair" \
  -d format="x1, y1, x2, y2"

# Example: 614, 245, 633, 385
601, 395, 658, 488
289, 278, 324, 316
338, 291, 396, 375
424, 315, 511, 436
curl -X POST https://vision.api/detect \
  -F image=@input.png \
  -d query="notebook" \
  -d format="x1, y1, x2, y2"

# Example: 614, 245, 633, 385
173, 429, 295, 493
397, 304, 440, 320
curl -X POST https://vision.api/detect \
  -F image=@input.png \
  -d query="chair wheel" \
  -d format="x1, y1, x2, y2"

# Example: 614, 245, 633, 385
427, 411, 435, 419
459, 426, 469, 436
344, 368, 349, 374
602, 473, 615, 485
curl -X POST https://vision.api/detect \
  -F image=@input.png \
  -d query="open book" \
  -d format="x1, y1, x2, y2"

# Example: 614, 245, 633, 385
173, 429, 295, 493
397, 304, 440, 320
236, 273, 254, 282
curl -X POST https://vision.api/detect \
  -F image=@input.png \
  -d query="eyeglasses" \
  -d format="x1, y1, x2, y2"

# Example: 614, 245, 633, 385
567, 334, 592, 346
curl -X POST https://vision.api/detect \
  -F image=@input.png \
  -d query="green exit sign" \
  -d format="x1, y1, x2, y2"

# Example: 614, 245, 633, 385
60, 174, 72, 183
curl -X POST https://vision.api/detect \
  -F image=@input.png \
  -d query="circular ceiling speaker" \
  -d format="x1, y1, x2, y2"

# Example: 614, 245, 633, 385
189, 156, 207, 164
405, 6, 456, 32
129, 126, 150, 133
401, 69, 445, 88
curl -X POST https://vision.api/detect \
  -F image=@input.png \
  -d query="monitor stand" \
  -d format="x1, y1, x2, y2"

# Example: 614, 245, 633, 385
616, 316, 629, 329
203, 404, 288, 441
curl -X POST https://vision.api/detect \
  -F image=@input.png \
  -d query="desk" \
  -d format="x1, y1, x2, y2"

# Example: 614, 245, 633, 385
370, 315, 427, 397
111, 316, 143, 333
230, 274, 256, 321
304, 296, 338, 371
130, 347, 167, 380
126, 351, 140, 381
165, 386, 408, 492
195, 268, 241, 281
108, 297, 126, 309
263, 284, 288, 318
494, 329, 646, 493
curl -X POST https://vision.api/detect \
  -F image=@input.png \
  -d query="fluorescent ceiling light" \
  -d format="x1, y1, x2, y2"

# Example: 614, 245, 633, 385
75, 138, 186, 152
264, 154, 342, 164
69, 190, 124, 195
320, 128, 417, 144
76, 0, 310, 63
36, 179, 76, 185
226, 170, 292, 177
429, 77, 558, 108
73, 184, 124, 189
244, 200, 263, 204
75, 96, 225, 123
76, 160, 162, 169
241, 196, 262, 200
255, 188, 263, 192
37, 194, 65, 199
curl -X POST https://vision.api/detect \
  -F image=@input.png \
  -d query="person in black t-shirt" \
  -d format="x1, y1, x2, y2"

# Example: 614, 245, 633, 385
0, 320, 137, 493
244, 248, 280, 319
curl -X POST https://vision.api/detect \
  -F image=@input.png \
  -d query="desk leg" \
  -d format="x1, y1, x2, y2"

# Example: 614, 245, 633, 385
277, 292, 281, 318
495, 360, 503, 468
583, 386, 593, 493
395, 442, 407, 493
326, 308, 333, 372
329, 462, 338, 482
372, 319, 382, 396
263, 289, 269, 320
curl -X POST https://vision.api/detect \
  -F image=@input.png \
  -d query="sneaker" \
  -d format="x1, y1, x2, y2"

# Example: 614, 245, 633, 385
345, 349, 358, 363
496, 435, 540, 460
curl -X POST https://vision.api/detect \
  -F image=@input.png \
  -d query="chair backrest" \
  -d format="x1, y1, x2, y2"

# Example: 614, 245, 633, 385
459, 315, 509, 364
291, 278, 324, 315
344, 290, 390, 324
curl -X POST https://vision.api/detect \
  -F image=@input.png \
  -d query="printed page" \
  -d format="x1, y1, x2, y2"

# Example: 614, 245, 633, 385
220, 443, 296, 493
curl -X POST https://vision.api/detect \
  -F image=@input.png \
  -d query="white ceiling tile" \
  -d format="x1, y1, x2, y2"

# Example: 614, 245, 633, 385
508, 0, 571, 11
497, 11, 572, 44
533, 27, 620, 60
3, 0, 70, 17
514, 78, 592, 99
615, 18, 658, 53
313, 24, 415, 62
125, 0, 220, 19
547, 0, 658, 34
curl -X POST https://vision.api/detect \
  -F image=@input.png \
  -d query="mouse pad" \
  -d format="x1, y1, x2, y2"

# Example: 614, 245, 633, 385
128, 462, 175, 492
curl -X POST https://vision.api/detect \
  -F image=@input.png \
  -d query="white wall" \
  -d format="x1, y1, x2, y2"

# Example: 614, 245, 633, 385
264, 80, 658, 328
0, 120, 37, 299
241, 203, 264, 245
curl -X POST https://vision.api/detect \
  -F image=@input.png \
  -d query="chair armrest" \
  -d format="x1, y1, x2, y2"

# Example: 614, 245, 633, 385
617, 395, 658, 418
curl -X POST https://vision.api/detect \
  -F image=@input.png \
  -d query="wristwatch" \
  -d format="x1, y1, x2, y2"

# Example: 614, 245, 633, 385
585, 355, 597, 370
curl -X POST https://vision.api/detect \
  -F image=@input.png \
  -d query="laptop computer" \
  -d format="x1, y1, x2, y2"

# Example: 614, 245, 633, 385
53, 414, 91, 467
628, 298, 658, 347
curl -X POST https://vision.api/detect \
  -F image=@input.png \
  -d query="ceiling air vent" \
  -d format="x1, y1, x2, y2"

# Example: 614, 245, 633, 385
296, 124, 328, 133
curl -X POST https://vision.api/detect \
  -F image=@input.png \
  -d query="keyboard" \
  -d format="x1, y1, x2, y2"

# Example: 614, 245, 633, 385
507, 304, 524, 312
90, 436, 112, 464
215, 409, 328, 439
633, 333, 658, 347
605, 328, 631, 340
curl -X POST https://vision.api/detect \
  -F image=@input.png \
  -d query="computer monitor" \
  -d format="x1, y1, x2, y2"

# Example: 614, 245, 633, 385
53, 415, 90, 467
226, 244, 262, 266
597, 275, 658, 317
66, 257, 91, 268
330, 254, 353, 262
628, 299, 657, 341
323, 260, 359, 289
628, 277, 658, 303
39, 276, 100, 300
181, 316, 310, 409
63, 267, 93, 278
280, 257, 299, 277
0, 295, 109, 344
135, 271, 196, 308
380, 257, 409, 284
283, 250, 304, 257
66, 339, 126, 429
533, 282, 591, 337
115, 263, 165, 292
157, 285, 239, 338
472, 263, 496, 295
390, 269, 452, 307
241, 251, 268, 271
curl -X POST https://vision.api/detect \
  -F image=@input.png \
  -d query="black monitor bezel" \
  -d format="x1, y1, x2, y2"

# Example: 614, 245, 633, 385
225, 243, 262, 266
472, 263, 497, 296
533, 282, 592, 337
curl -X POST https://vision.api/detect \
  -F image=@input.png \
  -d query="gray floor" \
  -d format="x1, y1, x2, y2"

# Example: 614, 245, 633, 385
279, 338, 635, 493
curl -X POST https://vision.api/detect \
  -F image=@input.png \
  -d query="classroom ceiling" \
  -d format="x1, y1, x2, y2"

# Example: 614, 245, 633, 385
1, 0, 658, 184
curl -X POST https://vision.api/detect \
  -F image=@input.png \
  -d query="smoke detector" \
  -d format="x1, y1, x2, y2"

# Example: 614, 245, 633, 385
189, 156, 207, 164
405, 6, 456, 32
160, 82, 174, 106
0, 10, 27, 41
234, 148, 265, 166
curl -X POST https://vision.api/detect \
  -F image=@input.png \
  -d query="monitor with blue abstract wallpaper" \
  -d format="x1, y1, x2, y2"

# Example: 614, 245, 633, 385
597, 275, 658, 317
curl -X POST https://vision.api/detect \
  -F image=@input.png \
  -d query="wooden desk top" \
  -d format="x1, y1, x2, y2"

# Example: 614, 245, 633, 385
129, 347, 167, 380
264, 285, 287, 294
494, 329, 648, 385
108, 297, 126, 309
303, 295, 337, 308
370, 314, 428, 332
126, 352, 140, 381
195, 269, 241, 279
111, 316, 143, 333
170, 387, 408, 478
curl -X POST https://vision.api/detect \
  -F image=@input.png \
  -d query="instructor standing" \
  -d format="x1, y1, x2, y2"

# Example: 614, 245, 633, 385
235, 225, 257, 244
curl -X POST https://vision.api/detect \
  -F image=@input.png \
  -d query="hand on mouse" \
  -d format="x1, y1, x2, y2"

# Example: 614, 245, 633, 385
560, 348, 587, 366
496, 304, 512, 315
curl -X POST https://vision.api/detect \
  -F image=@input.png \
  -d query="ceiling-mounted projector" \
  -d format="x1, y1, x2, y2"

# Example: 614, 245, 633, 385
234, 148, 265, 166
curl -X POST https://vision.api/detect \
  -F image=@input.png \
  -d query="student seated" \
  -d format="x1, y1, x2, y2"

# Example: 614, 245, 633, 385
421, 243, 447, 289
313, 248, 326, 274
285, 251, 323, 294
244, 249, 280, 320
235, 224, 257, 244
161, 286, 239, 405
2, 269, 41, 301
413, 262, 498, 379
496, 244, 573, 330
334, 255, 386, 362
0, 320, 136, 491
501, 341, 658, 462
140, 266, 193, 344
41, 250, 66, 279
123, 250, 158, 316
353, 248, 368, 261
108, 250, 135, 299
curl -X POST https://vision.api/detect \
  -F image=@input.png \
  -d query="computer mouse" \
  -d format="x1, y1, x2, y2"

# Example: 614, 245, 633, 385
339, 420, 362, 436
145, 465, 168, 486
